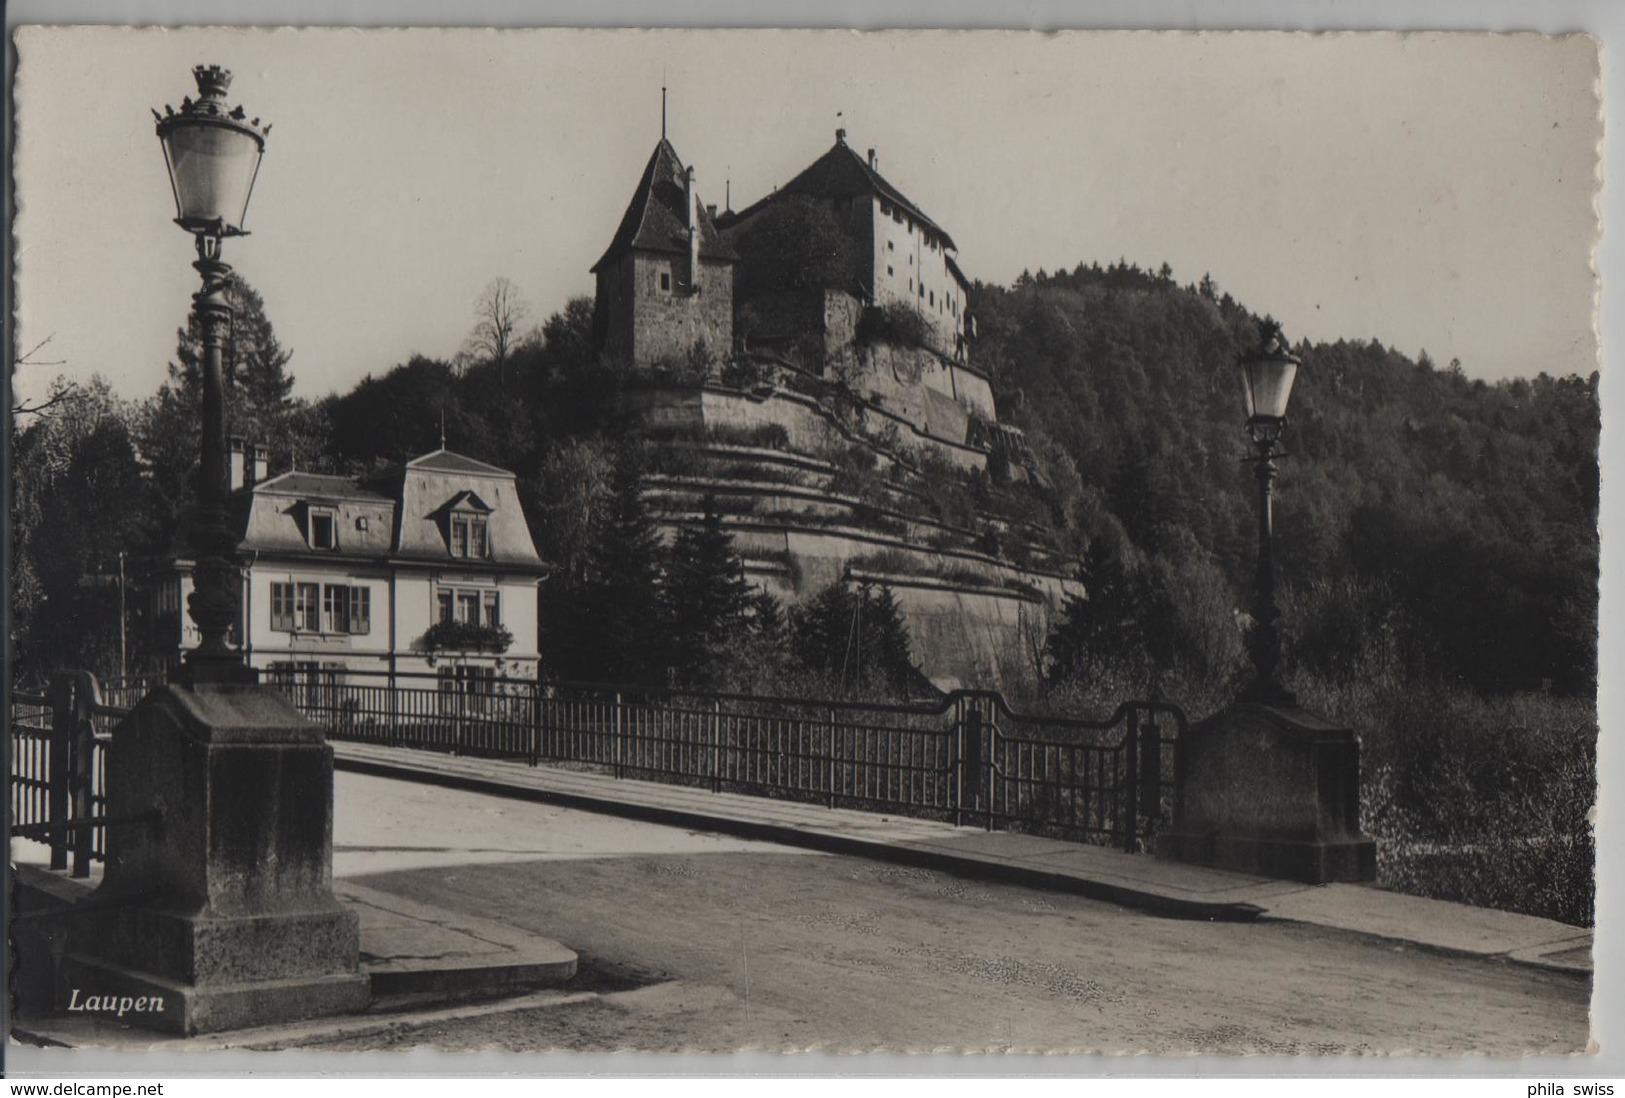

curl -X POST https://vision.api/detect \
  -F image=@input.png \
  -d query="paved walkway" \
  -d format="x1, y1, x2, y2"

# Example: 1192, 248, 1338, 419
330, 740, 1593, 977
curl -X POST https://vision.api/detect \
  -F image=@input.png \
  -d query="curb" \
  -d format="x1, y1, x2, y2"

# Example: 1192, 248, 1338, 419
331, 753, 1267, 924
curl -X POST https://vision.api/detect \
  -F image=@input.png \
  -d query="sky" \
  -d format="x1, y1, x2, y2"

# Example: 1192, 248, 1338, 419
12, 27, 1601, 410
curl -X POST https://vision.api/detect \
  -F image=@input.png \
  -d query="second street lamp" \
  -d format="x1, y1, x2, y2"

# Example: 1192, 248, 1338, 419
154, 64, 269, 682
1237, 319, 1301, 706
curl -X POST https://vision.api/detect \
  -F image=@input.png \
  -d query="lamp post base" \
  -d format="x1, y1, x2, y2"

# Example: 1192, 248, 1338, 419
68, 681, 368, 1034
1158, 700, 1376, 884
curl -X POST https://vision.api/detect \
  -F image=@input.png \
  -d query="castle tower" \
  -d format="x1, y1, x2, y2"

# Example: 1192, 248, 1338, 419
591, 138, 739, 367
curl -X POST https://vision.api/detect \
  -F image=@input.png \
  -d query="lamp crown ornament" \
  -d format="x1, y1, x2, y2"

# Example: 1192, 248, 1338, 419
156, 65, 271, 138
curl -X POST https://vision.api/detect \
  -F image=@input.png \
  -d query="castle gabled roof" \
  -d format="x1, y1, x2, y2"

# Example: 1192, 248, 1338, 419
728, 133, 957, 251
591, 138, 740, 273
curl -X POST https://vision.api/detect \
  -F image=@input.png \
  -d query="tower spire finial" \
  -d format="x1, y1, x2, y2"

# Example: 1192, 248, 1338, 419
661, 74, 667, 139
439, 407, 446, 449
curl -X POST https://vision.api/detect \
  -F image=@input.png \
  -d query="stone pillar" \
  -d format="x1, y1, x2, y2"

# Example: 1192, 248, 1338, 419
1157, 702, 1376, 884
63, 684, 369, 1034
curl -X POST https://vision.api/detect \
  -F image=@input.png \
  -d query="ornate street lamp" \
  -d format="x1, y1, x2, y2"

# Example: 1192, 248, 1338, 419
154, 65, 269, 683
1237, 319, 1301, 705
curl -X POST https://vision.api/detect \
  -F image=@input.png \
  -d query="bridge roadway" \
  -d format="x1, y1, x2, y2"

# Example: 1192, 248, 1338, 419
313, 765, 1591, 1054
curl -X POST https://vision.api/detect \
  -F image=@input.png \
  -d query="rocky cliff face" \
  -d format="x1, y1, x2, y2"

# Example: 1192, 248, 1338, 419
630, 294, 1079, 689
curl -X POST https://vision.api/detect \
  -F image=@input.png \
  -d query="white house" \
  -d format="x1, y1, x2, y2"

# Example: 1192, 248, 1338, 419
152, 443, 549, 695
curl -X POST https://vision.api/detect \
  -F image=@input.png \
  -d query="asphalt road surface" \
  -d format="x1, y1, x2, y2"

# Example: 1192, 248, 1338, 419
320, 772, 1591, 1055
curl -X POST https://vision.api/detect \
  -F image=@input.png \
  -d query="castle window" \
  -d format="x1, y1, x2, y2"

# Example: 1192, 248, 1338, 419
908, 278, 913, 292
887, 265, 894, 277
659, 271, 671, 292
929, 290, 935, 307
887, 240, 894, 252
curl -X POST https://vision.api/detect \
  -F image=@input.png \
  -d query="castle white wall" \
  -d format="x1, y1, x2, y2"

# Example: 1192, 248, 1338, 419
867, 197, 967, 359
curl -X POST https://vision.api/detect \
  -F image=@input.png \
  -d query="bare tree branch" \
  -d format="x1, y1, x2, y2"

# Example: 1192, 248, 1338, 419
18, 334, 67, 368
14, 333, 73, 418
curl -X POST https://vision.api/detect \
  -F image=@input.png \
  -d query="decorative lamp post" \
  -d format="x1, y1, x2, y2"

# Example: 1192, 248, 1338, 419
1237, 319, 1301, 706
1158, 318, 1375, 884
67, 67, 372, 1036
154, 65, 269, 683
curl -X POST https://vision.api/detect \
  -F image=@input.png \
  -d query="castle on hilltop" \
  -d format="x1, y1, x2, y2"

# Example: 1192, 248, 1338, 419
586, 126, 1071, 688
593, 128, 974, 372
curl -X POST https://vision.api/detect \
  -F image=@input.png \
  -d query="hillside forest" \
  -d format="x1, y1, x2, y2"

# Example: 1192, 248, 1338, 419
11, 263, 1599, 925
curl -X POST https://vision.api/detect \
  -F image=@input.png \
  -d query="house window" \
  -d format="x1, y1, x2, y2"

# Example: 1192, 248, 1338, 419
450, 513, 490, 559
929, 290, 935, 307
272, 582, 369, 634
295, 582, 320, 632
268, 661, 342, 709
323, 585, 371, 634
438, 665, 497, 712
438, 586, 499, 627
908, 278, 913, 292
323, 584, 348, 633
309, 509, 337, 551
349, 586, 371, 634
887, 240, 894, 252
887, 265, 894, 276
271, 583, 296, 631
660, 271, 671, 292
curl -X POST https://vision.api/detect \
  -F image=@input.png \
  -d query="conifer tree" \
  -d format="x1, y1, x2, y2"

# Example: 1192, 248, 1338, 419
662, 498, 751, 686
560, 444, 669, 685
790, 579, 923, 697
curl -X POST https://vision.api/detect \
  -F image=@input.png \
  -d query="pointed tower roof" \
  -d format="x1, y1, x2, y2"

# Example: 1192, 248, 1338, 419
591, 138, 739, 273
727, 131, 956, 251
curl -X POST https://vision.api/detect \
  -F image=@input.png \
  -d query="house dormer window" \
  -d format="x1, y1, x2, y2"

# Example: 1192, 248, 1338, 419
308, 507, 338, 551
450, 512, 490, 559
439, 490, 495, 559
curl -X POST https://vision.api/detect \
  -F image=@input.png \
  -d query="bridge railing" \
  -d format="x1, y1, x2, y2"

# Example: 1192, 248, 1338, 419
11, 669, 1186, 854
9, 672, 124, 877
263, 667, 1183, 850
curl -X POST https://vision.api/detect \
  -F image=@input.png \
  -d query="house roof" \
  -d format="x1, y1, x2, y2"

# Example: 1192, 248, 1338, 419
249, 471, 391, 501
406, 448, 513, 477
591, 138, 740, 273
185, 448, 547, 572
945, 254, 971, 292
727, 133, 957, 251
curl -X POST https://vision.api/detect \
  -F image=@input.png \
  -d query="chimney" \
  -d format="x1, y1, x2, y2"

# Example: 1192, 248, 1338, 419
867, 148, 877, 170
706, 203, 717, 219
685, 165, 700, 293
836, 127, 847, 144
251, 444, 270, 487
228, 435, 247, 490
